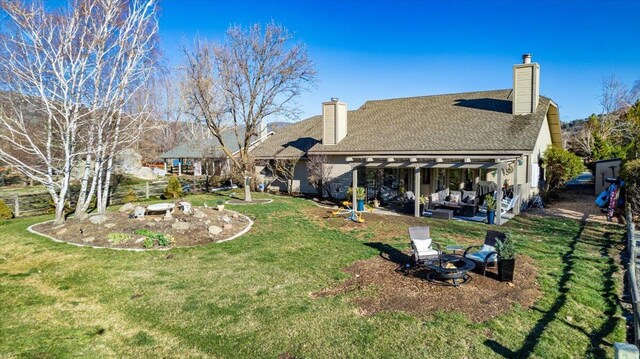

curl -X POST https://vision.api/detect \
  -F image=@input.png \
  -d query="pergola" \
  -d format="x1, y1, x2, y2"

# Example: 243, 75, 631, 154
346, 155, 523, 225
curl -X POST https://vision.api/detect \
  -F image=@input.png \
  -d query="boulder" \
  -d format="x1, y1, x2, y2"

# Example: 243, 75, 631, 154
208, 225, 223, 235
204, 220, 211, 225
133, 206, 146, 219
193, 210, 207, 219
172, 221, 190, 230
130, 167, 156, 180
221, 215, 232, 224
232, 213, 239, 219
114, 148, 143, 175
89, 215, 108, 225
119, 202, 136, 213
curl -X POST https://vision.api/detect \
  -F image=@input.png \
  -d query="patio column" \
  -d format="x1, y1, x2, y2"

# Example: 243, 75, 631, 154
496, 164, 503, 225
163, 161, 167, 173
513, 159, 520, 215
352, 166, 358, 212
414, 167, 421, 217
178, 160, 182, 176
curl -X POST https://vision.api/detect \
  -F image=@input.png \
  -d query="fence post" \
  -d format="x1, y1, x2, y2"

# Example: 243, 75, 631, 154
145, 182, 150, 199
13, 194, 19, 217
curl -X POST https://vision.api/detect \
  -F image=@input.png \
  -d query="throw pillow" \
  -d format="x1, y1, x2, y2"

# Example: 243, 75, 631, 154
449, 194, 460, 203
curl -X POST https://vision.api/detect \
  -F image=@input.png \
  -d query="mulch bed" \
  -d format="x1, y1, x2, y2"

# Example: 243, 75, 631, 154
31, 206, 250, 249
313, 253, 541, 322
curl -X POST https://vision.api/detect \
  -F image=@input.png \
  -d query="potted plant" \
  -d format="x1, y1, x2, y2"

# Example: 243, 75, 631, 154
419, 195, 428, 215
484, 194, 496, 224
495, 234, 516, 282
216, 200, 225, 211
347, 187, 367, 211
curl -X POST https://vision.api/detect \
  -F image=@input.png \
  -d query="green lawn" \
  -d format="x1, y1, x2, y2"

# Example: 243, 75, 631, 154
0, 193, 627, 358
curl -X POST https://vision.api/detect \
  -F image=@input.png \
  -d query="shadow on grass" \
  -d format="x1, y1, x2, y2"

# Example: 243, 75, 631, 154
484, 214, 588, 358
364, 242, 412, 266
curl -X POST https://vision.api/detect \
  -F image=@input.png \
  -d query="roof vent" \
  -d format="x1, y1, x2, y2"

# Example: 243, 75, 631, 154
522, 54, 532, 64
330, 97, 339, 102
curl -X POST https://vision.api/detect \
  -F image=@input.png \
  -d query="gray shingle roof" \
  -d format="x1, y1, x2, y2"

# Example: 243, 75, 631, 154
251, 89, 555, 159
159, 130, 244, 159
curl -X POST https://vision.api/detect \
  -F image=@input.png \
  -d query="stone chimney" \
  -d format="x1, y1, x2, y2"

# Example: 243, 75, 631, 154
322, 98, 347, 145
512, 54, 540, 115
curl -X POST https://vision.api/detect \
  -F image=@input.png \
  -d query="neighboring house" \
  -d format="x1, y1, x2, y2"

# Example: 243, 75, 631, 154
159, 125, 272, 177
252, 54, 563, 223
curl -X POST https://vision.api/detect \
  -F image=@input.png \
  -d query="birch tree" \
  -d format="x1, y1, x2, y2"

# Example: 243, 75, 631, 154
180, 23, 317, 201
0, 0, 159, 223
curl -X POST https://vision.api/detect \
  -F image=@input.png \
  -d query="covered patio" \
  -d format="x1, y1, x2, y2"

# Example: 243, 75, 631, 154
346, 155, 524, 225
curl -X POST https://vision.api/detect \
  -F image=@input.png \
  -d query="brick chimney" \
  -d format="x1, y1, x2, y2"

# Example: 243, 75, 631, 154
322, 97, 347, 145
512, 54, 540, 115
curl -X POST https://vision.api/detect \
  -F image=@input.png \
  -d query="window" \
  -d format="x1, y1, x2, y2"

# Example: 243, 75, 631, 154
421, 168, 431, 185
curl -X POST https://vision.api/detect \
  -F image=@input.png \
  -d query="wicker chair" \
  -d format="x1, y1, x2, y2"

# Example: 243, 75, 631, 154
463, 230, 507, 276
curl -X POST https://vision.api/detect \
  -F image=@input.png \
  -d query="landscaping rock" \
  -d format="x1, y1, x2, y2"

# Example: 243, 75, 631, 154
163, 210, 173, 221
119, 203, 136, 213
221, 215, 232, 224
82, 236, 95, 243
52, 224, 65, 230
223, 223, 233, 230
208, 225, 223, 235
204, 220, 211, 225
232, 213, 239, 219
193, 209, 207, 219
145, 222, 156, 228
55, 228, 67, 235
179, 201, 192, 214
104, 223, 116, 229
154, 218, 161, 222
135, 237, 145, 244
133, 206, 146, 219
172, 221, 190, 230
89, 215, 108, 225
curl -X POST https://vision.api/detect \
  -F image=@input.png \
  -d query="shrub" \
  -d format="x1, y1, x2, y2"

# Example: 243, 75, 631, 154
496, 233, 516, 260
123, 190, 138, 204
142, 237, 154, 248
134, 229, 174, 247
622, 159, 640, 216
484, 195, 496, 211
541, 146, 585, 199
164, 176, 183, 199
0, 199, 13, 219
107, 233, 132, 245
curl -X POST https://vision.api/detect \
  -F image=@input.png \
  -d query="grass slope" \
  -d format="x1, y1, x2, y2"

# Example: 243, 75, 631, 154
0, 194, 627, 358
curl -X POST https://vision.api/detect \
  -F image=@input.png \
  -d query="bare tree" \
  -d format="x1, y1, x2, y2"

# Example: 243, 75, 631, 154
265, 158, 299, 194
180, 23, 317, 201
307, 154, 334, 199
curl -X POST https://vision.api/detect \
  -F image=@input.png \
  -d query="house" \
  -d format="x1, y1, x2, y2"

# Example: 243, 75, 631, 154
159, 125, 272, 177
252, 54, 563, 224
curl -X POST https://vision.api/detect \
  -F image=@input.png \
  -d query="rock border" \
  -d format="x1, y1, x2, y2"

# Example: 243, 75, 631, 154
26, 209, 254, 252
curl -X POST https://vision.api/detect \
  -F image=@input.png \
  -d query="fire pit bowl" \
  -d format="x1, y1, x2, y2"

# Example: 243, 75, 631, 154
424, 255, 475, 287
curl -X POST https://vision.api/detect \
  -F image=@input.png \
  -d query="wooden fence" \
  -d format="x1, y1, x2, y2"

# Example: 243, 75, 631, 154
0, 180, 168, 217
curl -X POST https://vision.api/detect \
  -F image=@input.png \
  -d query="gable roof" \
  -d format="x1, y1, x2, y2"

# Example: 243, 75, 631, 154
159, 130, 245, 159
251, 89, 559, 159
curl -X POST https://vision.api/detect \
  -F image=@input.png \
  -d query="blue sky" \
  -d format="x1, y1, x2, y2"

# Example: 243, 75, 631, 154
159, 0, 640, 122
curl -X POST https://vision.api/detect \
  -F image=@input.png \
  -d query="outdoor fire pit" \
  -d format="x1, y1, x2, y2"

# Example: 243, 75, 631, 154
424, 255, 475, 287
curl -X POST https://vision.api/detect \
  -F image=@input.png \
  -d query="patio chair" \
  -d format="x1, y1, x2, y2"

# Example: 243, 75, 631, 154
463, 230, 507, 276
500, 195, 519, 215
408, 226, 441, 264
